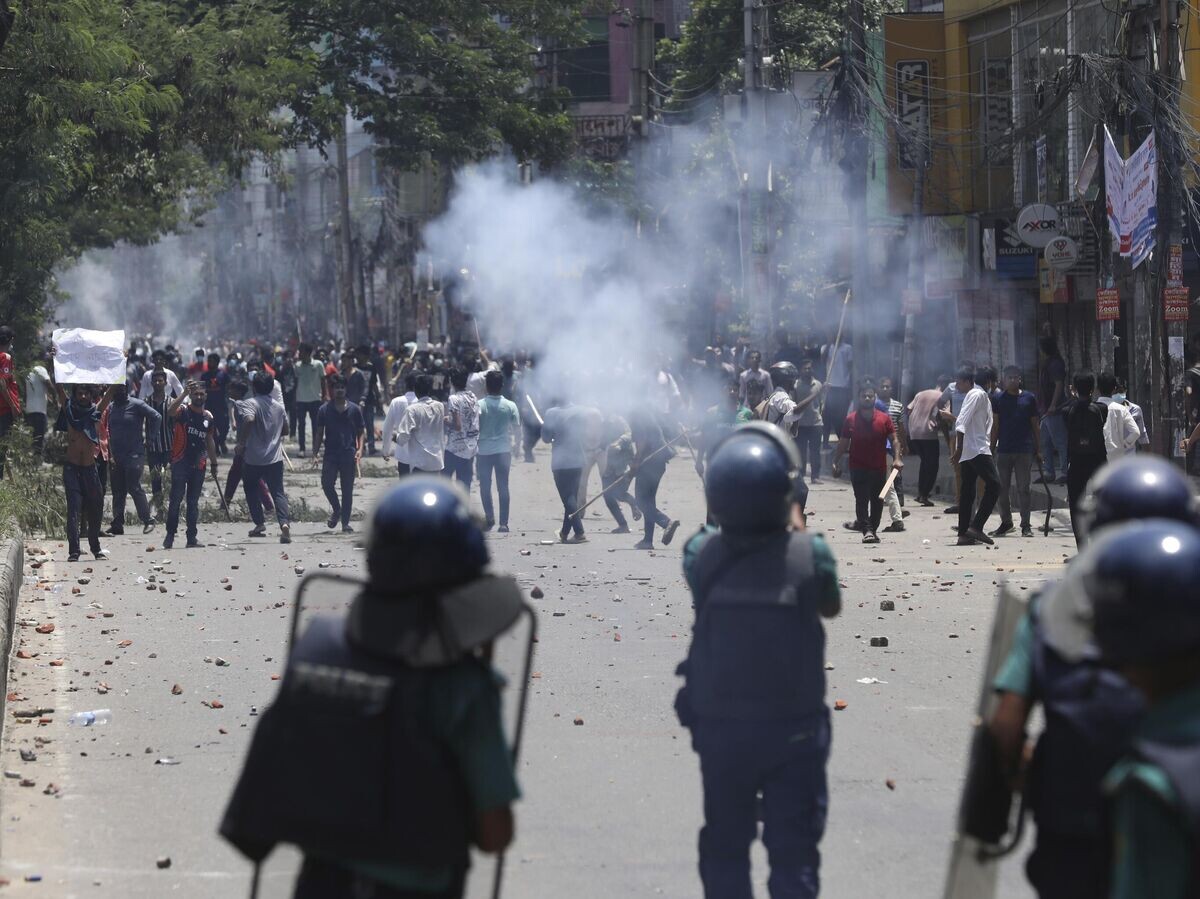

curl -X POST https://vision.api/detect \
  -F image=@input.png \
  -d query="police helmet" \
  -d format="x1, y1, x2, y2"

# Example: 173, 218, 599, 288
767, 361, 799, 391
1041, 519, 1200, 665
366, 476, 488, 592
1078, 455, 1199, 540
705, 422, 804, 535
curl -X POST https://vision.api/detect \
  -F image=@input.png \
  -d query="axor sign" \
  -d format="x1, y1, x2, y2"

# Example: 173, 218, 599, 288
1044, 235, 1079, 270
1016, 203, 1061, 248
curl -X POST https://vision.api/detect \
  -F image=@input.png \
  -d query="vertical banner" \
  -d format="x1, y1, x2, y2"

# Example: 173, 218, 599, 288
1104, 126, 1158, 269
1096, 286, 1121, 320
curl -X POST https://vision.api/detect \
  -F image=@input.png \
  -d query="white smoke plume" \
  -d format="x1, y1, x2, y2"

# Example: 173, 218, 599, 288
422, 160, 688, 409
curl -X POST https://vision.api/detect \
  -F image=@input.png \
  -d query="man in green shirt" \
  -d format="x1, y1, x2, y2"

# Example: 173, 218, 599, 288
476, 370, 519, 531
293, 341, 326, 456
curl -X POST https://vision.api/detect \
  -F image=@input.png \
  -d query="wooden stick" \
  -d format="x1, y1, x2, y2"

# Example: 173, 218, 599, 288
281, 446, 295, 472
571, 433, 685, 518
818, 288, 853, 417
878, 466, 900, 500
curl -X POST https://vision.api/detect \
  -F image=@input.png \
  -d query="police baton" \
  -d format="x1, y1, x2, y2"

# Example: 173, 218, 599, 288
211, 466, 233, 522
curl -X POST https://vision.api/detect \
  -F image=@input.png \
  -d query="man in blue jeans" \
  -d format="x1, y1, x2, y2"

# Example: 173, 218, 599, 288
104, 383, 162, 535
1036, 332, 1069, 484
311, 373, 364, 534
236, 371, 292, 544
475, 371, 519, 532
163, 381, 219, 550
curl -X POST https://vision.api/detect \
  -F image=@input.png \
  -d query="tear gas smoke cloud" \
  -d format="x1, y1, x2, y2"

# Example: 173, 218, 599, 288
422, 160, 688, 410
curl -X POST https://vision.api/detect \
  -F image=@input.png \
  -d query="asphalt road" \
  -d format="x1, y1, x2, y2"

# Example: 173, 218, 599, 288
0, 443, 1077, 897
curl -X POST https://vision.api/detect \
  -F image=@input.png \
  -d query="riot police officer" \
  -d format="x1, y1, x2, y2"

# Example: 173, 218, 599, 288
1040, 517, 1200, 899
221, 477, 523, 898
986, 455, 1199, 898
676, 421, 837, 898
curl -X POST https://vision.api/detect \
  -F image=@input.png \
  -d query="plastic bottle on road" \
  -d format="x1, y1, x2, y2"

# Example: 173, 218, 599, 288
68, 710, 112, 727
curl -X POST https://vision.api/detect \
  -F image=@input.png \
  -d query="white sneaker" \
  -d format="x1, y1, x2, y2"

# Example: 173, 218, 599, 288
94, 548, 110, 559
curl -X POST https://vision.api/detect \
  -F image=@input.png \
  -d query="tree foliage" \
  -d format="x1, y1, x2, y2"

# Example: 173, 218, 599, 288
0, 0, 315, 344
0, 0, 586, 349
657, 0, 902, 114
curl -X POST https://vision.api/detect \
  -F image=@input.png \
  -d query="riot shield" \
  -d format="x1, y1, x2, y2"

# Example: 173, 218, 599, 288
942, 582, 1029, 899
277, 573, 538, 899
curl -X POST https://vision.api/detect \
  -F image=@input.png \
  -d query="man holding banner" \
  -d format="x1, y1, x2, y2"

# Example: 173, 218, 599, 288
50, 329, 127, 561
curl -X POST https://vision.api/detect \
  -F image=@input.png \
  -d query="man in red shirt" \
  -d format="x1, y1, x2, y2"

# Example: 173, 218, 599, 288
831, 383, 903, 543
0, 325, 21, 478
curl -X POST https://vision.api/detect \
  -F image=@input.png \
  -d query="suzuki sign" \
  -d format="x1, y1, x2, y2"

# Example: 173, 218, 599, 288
1016, 203, 1062, 248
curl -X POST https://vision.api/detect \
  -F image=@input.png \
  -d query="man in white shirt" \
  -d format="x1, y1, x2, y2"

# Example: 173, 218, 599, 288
24, 352, 52, 456
380, 373, 417, 462
139, 350, 184, 398
763, 363, 805, 427
952, 366, 1002, 546
390, 374, 446, 475
1096, 371, 1141, 458
737, 352, 773, 406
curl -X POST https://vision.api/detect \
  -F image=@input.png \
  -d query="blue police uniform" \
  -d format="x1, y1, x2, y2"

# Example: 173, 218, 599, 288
679, 525, 840, 898
993, 597, 1143, 897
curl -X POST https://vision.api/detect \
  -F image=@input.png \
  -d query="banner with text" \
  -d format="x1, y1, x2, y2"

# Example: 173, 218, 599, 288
1096, 287, 1121, 321
1104, 127, 1158, 270
52, 329, 126, 384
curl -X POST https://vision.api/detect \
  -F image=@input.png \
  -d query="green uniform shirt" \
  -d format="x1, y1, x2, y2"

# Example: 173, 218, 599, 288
992, 610, 1036, 697
340, 662, 520, 891
682, 525, 841, 612
1105, 681, 1200, 899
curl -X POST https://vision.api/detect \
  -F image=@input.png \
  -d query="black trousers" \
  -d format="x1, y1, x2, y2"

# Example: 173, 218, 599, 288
849, 468, 885, 533
522, 421, 541, 461
553, 467, 583, 537
0, 411, 12, 479
63, 462, 103, 556
795, 426, 822, 479
293, 857, 464, 899
601, 470, 636, 529
911, 439, 940, 499
321, 455, 356, 527
24, 412, 47, 456
295, 400, 321, 451
635, 460, 672, 542
166, 462, 205, 542
1025, 833, 1109, 899
443, 451, 474, 490
111, 454, 152, 529
959, 453, 1001, 535
243, 460, 290, 528
1067, 455, 1106, 546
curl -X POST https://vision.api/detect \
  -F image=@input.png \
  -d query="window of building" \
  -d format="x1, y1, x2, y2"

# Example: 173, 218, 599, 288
559, 17, 611, 102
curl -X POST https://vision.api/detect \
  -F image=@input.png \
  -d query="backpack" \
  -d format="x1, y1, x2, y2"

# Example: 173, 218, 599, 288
1067, 400, 1108, 457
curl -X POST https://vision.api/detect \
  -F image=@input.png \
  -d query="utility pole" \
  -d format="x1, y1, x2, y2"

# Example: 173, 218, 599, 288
335, 113, 361, 343
900, 142, 926, 402
1125, 0, 1183, 456
742, 0, 771, 350
844, 0, 870, 381
630, 0, 654, 138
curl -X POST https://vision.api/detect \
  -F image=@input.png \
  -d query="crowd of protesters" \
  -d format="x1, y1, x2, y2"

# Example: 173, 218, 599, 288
0, 320, 1166, 560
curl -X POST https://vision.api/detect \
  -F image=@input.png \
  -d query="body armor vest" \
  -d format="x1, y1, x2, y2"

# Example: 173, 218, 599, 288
682, 530, 826, 721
